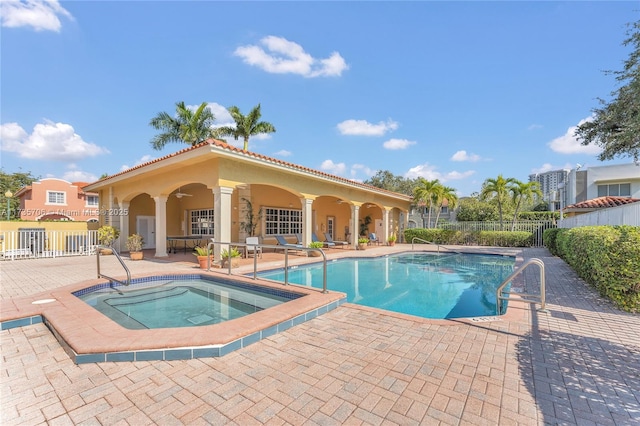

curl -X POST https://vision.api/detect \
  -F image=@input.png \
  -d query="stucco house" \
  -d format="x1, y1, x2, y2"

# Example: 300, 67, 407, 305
14, 178, 100, 222
83, 140, 413, 258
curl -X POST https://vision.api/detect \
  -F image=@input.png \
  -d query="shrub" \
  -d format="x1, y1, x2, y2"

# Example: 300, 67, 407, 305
542, 228, 563, 256
554, 226, 640, 313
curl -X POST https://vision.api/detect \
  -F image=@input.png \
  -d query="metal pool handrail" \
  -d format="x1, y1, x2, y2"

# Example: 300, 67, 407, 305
496, 257, 546, 315
411, 237, 460, 254
206, 240, 328, 294
96, 245, 131, 286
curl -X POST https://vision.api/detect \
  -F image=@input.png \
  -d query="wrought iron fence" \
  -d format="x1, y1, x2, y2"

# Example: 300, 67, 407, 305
435, 220, 555, 247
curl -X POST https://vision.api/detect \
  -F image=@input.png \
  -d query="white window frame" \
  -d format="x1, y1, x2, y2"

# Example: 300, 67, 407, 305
597, 183, 631, 197
264, 207, 302, 236
190, 209, 214, 236
85, 195, 99, 207
46, 191, 66, 205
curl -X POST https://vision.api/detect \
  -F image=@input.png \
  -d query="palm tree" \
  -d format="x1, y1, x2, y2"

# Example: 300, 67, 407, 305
509, 180, 543, 230
413, 178, 442, 228
215, 104, 276, 151
480, 175, 517, 230
149, 101, 217, 150
434, 185, 459, 225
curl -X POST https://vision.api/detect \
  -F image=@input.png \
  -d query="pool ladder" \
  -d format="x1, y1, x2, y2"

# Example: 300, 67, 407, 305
496, 258, 546, 315
411, 237, 462, 254
96, 245, 131, 286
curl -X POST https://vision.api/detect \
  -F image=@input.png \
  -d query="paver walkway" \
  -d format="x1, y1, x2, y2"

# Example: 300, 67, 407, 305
1, 246, 639, 425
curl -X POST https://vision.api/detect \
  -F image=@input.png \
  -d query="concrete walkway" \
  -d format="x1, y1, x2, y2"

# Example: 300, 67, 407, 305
1, 246, 639, 425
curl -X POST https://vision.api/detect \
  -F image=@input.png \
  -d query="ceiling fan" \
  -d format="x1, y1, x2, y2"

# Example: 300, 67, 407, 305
174, 187, 193, 199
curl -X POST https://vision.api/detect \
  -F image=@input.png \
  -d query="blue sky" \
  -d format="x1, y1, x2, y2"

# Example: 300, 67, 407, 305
1, 1, 638, 196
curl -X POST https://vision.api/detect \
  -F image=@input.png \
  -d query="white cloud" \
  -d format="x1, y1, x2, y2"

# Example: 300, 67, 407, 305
528, 124, 543, 131
62, 169, 98, 183
273, 149, 292, 157
405, 162, 475, 182
0, 0, 73, 32
337, 119, 398, 136
234, 36, 348, 78
320, 159, 346, 175
383, 138, 416, 150
548, 117, 602, 155
0, 121, 109, 161
531, 163, 555, 174
450, 150, 481, 162
350, 163, 375, 178
120, 155, 156, 171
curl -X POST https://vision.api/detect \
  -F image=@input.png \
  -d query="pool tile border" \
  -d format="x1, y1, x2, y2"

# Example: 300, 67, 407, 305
5, 298, 345, 364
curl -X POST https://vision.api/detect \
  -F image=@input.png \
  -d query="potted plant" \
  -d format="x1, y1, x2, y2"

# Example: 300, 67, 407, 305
193, 246, 213, 269
97, 225, 120, 255
221, 247, 241, 268
308, 241, 324, 257
387, 233, 397, 246
357, 237, 369, 250
126, 234, 144, 260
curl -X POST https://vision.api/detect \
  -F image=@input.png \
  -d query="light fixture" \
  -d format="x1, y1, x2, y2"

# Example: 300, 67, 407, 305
174, 187, 192, 198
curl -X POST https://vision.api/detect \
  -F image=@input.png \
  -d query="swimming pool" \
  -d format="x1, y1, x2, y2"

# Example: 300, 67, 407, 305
257, 252, 515, 319
75, 276, 303, 330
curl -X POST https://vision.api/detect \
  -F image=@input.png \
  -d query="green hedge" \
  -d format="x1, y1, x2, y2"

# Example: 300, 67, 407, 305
403, 228, 534, 247
550, 226, 640, 313
542, 228, 564, 256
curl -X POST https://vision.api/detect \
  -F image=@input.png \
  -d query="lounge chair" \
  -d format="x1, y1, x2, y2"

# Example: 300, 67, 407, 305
274, 235, 304, 254
245, 236, 262, 258
313, 232, 334, 248
324, 232, 348, 249
295, 233, 303, 244
369, 233, 381, 245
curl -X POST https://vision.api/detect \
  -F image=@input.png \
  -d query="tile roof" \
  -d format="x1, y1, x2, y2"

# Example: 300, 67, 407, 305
83, 139, 412, 200
564, 196, 640, 210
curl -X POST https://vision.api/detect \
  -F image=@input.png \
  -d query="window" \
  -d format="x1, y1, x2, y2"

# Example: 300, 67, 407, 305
47, 191, 65, 205
190, 209, 214, 235
597, 183, 631, 197
264, 207, 302, 235
86, 195, 99, 206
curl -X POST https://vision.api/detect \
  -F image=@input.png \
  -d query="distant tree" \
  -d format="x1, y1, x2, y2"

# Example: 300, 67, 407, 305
480, 175, 518, 230
575, 20, 640, 163
413, 178, 442, 228
149, 101, 217, 150
215, 104, 276, 151
509, 180, 543, 230
1, 169, 39, 220
364, 170, 415, 196
532, 201, 550, 211
456, 197, 499, 222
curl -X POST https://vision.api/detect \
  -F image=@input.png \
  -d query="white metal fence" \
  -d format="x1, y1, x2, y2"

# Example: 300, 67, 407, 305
1, 229, 101, 260
558, 203, 640, 228
437, 220, 555, 247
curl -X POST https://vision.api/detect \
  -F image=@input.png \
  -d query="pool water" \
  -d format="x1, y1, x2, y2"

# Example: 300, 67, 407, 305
77, 278, 300, 329
257, 252, 515, 319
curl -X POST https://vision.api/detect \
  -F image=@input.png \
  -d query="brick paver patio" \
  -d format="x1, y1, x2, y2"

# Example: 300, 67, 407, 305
1, 246, 639, 425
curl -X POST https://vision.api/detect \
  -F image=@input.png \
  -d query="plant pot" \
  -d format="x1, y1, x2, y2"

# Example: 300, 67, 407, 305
388, 241, 396, 247
222, 258, 240, 268
357, 244, 367, 250
308, 250, 322, 257
129, 251, 144, 260
100, 248, 113, 255
197, 255, 214, 269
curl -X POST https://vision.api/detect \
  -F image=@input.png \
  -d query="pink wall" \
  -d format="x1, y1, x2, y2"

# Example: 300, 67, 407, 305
16, 178, 99, 222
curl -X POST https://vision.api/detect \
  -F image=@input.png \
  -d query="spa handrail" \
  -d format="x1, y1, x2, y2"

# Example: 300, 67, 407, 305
411, 237, 460, 254
206, 240, 328, 294
496, 257, 546, 314
96, 245, 131, 286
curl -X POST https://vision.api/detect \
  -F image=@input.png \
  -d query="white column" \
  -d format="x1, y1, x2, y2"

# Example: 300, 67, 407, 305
153, 195, 168, 257
383, 208, 390, 243
351, 205, 360, 246
301, 197, 313, 247
119, 201, 130, 252
214, 186, 234, 260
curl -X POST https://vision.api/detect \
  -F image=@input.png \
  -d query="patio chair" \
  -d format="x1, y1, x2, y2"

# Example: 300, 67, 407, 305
369, 233, 381, 245
274, 235, 304, 254
324, 232, 348, 249
313, 232, 334, 248
245, 236, 262, 258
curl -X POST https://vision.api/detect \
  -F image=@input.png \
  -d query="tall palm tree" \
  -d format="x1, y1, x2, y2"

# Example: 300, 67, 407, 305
434, 185, 459, 225
149, 101, 217, 150
480, 174, 517, 230
509, 180, 543, 230
413, 178, 442, 228
215, 104, 276, 151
